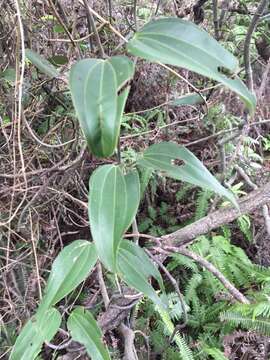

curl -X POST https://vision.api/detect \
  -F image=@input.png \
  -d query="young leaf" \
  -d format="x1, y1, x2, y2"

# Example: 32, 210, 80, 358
137, 142, 237, 206
69, 56, 134, 157
10, 308, 61, 360
117, 240, 166, 308
127, 18, 256, 112
25, 49, 59, 78
67, 307, 111, 360
39, 240, 97, 310
89, 165, 140, 272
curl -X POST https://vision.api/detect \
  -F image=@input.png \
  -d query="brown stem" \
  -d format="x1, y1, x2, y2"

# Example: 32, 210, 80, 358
167, 247, 250, 304
244, 0, 269, 91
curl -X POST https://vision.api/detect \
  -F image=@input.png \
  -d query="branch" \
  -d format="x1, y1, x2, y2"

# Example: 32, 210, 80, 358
162, 182, 270, 247
173, 248, 250, 304
244, 0, 269, 91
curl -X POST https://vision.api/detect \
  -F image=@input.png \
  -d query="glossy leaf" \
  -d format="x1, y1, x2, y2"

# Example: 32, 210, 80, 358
117, 240, 166, 308
67, 307, 111, 360
69, 57, 134, 157
89, 165, 140, 272
26, 49, 59, 78
10, 308, 61, 360
39, 240, 97, 310
127, 18, 256, 112
137, 142, 237, 206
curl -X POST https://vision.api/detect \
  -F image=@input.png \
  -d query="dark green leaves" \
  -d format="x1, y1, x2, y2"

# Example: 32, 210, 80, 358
138, 142, 237, 206
67, 307, 111, 360
117, 240, 166, 308
89, 165, 140, 272
69, 56, 134, 157
127, 18, 256, 112
10, 308, 61, 360
40, 240, 97, 310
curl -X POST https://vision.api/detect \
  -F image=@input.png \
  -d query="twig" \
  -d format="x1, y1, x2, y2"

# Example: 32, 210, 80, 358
82, 0, 106, 58
119, 323, 139, 360
212, 0, 219, 39
97, 262, 110, 308
243, 0, 269, 91
167, 247, 250, 304
132, 218, 139, 245
145, 249, 188, 329
47, 0, 76, 48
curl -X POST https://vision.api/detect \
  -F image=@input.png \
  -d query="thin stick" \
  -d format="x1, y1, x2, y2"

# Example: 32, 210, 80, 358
82, 0, 106, 58
243, 0, 269, 91
97, 262, 110, 308
47, 0, 76, 48
167, 247, 250, 304
29, 210, 42, 300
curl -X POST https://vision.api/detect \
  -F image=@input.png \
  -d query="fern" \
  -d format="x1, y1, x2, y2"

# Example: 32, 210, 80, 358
194, 190, 212, 221
220, 311, 270, 336
202, 347, 228, 360
156, 306, 194, 360
237, 215, 252, 242
167, 253, 198, 272
176, 183, 194, 202
185, 273, 202, 305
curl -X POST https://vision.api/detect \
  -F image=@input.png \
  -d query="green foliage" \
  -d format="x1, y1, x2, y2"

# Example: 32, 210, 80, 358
127, 18, 256, 111
138, 142, 237, 206
39, 240, 97, 311
69, 57, 134, 157
67, 307, 111, 359
25, 49, 59, 78
12, 14, 258, 360
10, 308, 61, 360
88, 165, 140, 271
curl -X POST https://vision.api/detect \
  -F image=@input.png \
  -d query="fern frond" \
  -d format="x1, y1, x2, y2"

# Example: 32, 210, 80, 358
203, 347, 228, 360
220, 311, 270, 336
156, 306, 194, 360
185, 273, 202, 305
194, 190, 212, 221
176, 183, 194, 202
167, 253, 198, 272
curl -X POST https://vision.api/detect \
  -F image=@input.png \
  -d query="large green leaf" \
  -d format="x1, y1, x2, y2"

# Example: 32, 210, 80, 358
9, 308, 61, 360
117, 240, 166, 308
39, 240, 97, 311
26, 49, 59, 78
137, 142, 237, 206
127, 18, 256, 112
89, 165, 140, 272
69, 56, 134, 157
67, 307, 111, 360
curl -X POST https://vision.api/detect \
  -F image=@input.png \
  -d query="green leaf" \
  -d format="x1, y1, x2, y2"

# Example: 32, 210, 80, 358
127, 18, 256, 112
10, 308, 61, 360
69, 56, 134, 157
117, 240, 166, 308
170, 93, 204, 106
89, 165, 140, 272
25, 49, 59, 78
49, 55, 68, 66
108, 56, 134, 91
67, 307, 111, 360
137, 142, 237, 206
39, 240, 97, 310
